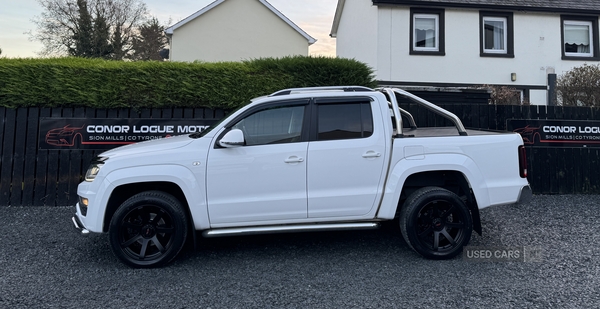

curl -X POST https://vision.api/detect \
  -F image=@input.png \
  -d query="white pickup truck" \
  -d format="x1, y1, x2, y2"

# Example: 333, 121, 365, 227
72, 86, 531, 268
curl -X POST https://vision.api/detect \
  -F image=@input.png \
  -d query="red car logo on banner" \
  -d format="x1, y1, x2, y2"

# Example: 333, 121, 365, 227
45, 125, 84, 146
513, 125, 541, 145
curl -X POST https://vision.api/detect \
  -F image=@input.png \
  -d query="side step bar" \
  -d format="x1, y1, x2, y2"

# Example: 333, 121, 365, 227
202, 222, 381, 238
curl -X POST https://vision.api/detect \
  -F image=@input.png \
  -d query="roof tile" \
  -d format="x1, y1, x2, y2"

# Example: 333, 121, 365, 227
372, 0, 600, 12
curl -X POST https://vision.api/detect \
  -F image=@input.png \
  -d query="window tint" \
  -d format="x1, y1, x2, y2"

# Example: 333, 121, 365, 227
317, 103, 373, 141
232, 105, 305, 146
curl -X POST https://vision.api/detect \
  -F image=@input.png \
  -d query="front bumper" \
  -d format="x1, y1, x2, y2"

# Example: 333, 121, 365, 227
72, 215, 90, 235
516, 185, 533, 204
72, 203, 90, 235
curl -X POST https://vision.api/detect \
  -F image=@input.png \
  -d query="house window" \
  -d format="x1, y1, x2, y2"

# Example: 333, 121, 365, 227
562, 16, 600, 60
414, 15, 438, 50
410, 8, 445, 56
564, 21, 592, 55
483, 17, 507, 52
480, 12, 513, 58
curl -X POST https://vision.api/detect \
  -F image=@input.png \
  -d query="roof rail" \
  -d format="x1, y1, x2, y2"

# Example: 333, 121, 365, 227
270, 86, 373, 96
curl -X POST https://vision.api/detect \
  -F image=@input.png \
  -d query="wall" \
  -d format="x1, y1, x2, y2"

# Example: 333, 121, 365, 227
335, 0, 379, 72
170, 0, 309, 62
336, 4, 600, 105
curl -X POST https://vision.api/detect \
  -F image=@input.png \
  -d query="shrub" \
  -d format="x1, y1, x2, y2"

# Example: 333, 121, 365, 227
482, 85, 529, 105
556, 63, 600, 107
0, 56, 376, 109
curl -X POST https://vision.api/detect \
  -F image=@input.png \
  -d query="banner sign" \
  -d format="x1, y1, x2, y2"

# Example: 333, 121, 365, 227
507, 119, 600, 148
39, 118, 219, 150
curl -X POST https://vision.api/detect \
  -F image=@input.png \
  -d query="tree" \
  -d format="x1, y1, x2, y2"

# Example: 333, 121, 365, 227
91, 11, 112, 58
30, 0, 148, 59
129, 17, 168, 61
70, 0, 94, 57
556, 64, 600, 107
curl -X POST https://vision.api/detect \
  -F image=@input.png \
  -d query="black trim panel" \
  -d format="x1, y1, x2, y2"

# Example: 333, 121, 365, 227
314, 96, 373, 104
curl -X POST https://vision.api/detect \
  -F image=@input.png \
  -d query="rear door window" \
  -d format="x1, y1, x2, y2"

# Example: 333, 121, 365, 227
316, 100, 373, 141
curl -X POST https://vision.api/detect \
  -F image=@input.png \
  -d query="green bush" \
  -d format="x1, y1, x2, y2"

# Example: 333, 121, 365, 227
0, 56, 376, 109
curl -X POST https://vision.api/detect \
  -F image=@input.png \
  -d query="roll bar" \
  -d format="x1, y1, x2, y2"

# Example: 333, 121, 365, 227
378, 88, 468, 136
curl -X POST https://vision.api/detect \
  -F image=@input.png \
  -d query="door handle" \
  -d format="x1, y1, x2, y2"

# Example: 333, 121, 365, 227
284, 156, 304, 163
362, 151, 381, 158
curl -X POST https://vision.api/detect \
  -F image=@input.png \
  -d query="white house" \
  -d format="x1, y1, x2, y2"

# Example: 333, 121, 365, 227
165, 0, 316, 62
331, 0, 600, 105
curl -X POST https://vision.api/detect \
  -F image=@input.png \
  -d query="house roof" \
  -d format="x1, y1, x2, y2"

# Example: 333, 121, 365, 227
330, 0, 346, 38
165, 0, 316, 45
371, 0, 600, 14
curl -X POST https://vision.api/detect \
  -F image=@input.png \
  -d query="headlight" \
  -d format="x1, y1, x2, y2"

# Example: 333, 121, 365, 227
85, 157, 107, 182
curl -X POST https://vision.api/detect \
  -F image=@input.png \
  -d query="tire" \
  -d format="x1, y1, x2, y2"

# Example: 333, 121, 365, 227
399, 187, 472, 260
109, 191, 188, 268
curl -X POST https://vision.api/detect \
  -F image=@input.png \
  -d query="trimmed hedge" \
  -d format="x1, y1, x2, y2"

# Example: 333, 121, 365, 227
0, 56, 376, 109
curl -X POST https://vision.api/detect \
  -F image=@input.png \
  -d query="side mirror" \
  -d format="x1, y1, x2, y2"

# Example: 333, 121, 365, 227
219, 129, 245, 148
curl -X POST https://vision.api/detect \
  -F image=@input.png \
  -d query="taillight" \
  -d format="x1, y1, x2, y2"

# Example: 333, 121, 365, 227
518, 145, 527, 178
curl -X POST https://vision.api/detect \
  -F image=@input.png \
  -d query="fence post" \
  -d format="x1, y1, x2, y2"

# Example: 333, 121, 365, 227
547, 70, 557, 106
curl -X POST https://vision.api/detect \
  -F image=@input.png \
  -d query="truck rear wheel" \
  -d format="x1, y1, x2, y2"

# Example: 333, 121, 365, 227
400, 187, 472, 260
109, 191, 188, 268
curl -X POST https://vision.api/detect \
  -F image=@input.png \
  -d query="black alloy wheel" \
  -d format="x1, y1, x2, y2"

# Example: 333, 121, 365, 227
109, 191, 188, 268
400, 187, 472, 260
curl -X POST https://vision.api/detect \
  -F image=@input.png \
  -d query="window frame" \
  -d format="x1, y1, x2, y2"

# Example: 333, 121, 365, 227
479, 11, 514, 58
410, 8, 445, 56
217, 99, 311, 148
561, 15, 600, 60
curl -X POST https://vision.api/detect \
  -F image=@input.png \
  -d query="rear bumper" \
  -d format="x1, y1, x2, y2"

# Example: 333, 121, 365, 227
516, 185, 533, 204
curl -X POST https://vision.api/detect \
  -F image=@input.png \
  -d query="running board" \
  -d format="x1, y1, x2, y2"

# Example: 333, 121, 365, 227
202, 222, 381, 238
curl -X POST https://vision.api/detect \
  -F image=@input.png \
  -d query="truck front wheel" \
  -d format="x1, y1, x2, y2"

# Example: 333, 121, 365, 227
109, 191, 188, 268
400, 187, 472, 260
